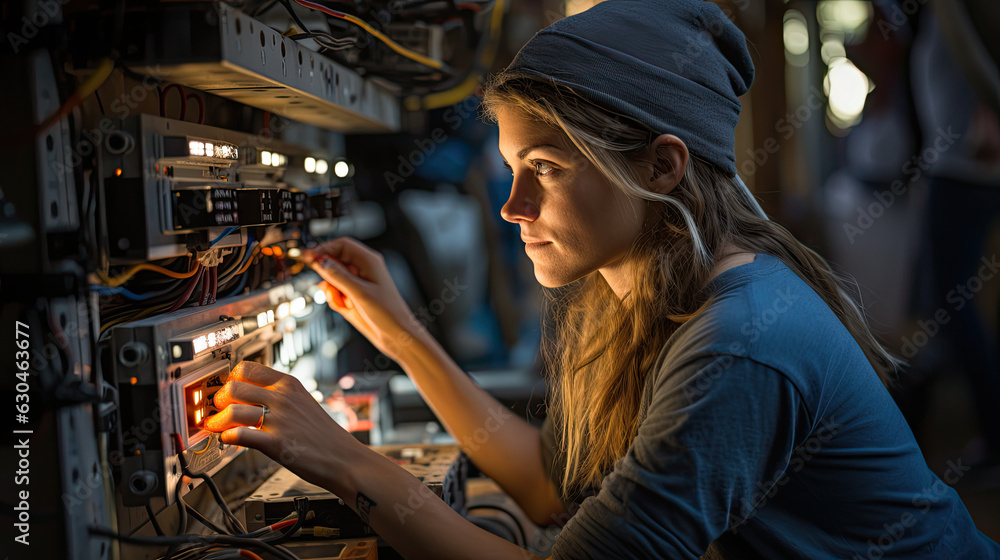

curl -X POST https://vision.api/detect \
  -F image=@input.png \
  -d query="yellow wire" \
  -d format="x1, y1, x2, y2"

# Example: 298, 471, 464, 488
404, 0, 505, 111
99, 303, 172, 336
78, 58, 115, 100
236, 245, 261, 275
98, 262, 200, 287
341, 12, 445, 70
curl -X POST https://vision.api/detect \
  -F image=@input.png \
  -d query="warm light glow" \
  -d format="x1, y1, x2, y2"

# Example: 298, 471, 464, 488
193, 335, 209, 354
304, 157, 317, 173
205, 142, 214, 157
817, 1, 871, 35
825, 57, 871, 126
189, 140, 205, 156
276, 302, 290, 320
261, 150, 272, 166
194, 408, 203, 424
115, 168, 123, 177
783, 16, 809, 56
291, 296, 307, 316
193, 390, 202, 405
316, 159, 330, 175
130, 376, 138, 385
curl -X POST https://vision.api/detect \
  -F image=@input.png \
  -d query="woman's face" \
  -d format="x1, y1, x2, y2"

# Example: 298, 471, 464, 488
497, 107, 648, 293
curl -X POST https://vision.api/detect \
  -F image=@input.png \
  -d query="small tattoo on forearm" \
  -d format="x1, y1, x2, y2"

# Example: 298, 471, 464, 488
356, 492, 377, 525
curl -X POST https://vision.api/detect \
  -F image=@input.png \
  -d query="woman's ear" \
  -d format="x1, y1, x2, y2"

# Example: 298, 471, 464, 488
643, 134, 689, 195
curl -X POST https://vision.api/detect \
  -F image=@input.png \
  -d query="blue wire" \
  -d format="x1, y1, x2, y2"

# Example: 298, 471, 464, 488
209, 227, 238, 247
224, 267, 250, 298
222, 234, 255, 299
90, 284, 176, 301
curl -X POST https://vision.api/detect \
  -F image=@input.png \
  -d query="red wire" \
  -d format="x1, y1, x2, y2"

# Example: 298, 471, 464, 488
185, 93, 205, 124
293, 0, 346, 19
239, 551, 264, 560
159, 83, 187, 120
170, 266, 204, 312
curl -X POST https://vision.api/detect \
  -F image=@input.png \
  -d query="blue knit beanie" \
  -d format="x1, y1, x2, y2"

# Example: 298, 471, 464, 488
504, 0, 754, 178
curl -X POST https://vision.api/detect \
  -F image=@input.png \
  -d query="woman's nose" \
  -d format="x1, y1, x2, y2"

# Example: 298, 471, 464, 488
500, 175, 540, 223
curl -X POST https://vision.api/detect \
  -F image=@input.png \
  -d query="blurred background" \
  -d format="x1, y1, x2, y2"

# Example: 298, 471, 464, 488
346, 0, 1000, 540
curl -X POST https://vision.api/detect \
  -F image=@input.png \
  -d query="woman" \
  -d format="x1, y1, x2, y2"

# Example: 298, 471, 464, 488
205, 1, 1000, 558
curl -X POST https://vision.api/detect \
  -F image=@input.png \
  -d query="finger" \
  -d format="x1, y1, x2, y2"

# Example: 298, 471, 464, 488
309, 256, 364, 299
308, 237, 380, 279
320, 281, 347, 309
213, 380, 274, 409
229, 361, 286, 388
220, 426, 273, 449
203, 403, 266, 432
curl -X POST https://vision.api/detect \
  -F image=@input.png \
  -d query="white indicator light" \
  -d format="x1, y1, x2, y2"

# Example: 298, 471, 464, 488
261, 151, 272, 166
257, 312, 268, 329
271, 153, 283, 167
313, 288, 326, 306
267, 309, 275, 324
276, 302, 290, 320
304, 157, 316, 173
172, 345, 183, 359
333, 160, 349, 177
291, 297, 306, 315
205, 142, 214, 157
189, 140, 205, 156
193, 335, 208, 354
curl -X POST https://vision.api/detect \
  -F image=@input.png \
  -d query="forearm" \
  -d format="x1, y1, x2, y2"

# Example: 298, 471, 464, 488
392, 330, 562, 521
325, 439, 544, 560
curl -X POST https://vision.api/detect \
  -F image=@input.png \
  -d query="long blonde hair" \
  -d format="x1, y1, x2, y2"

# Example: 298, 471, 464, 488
481, 73, 906, 500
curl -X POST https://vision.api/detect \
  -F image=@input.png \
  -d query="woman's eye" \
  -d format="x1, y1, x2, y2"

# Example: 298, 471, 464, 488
533, 161, 555, 176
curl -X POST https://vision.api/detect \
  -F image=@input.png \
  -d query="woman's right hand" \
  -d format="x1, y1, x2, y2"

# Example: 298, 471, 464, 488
304, 237, 426, 363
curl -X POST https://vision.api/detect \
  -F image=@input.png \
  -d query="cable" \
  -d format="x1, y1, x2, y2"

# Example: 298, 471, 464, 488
86, 526, 299, 560
185, 92, 205, 124
405, 0, 504, 110
90, 284, 178, 301
160, 83, 187, 119
173, 435, 246, 535
169, 266, 206, 312
292, 0, 451, 71
262, 497, 308, 546
37, 58, 114, 134
145, 502, 165, 536
185, 503, 230, 535
209, 227, 238, 247
97, 261, 200, 288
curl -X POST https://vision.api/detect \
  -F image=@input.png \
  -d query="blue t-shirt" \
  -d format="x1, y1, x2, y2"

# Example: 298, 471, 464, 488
542, 253, 1000, 559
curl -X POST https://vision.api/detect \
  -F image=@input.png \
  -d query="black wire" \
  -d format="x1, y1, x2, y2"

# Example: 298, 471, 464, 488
185, 502, 230, 535
176, 449, 246, 534
145, 502, 165, 536
263, 497, 309, 546
467, 504, 527, 547
87, 526, 300, 560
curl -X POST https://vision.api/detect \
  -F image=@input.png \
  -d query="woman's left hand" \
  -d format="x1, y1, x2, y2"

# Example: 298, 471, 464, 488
203, 361, 359, 488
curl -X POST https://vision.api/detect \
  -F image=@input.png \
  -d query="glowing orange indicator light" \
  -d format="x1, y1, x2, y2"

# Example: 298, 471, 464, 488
115, 168, 123, 177
193, 390, 202, 405
130, 376, 138, 385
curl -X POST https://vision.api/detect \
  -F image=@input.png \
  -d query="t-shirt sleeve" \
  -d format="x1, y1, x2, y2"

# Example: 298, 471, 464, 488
550, 354, 811, 560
